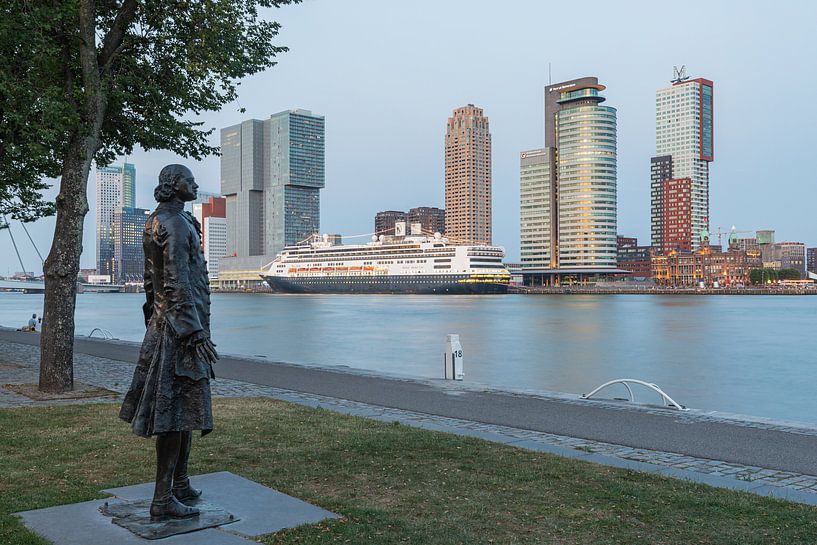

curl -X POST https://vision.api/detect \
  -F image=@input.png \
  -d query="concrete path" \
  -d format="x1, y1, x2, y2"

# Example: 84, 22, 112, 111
3, 327, 817, 508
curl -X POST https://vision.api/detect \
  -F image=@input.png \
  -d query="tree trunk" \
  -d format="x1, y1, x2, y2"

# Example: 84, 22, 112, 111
38, 131, 98, 393
38, 0, 116, 393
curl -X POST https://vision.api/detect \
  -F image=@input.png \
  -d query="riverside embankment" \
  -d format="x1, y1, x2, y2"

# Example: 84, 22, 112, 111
4, 292, 817, 423
3, 327, 817, 481
511, 285, 817, 295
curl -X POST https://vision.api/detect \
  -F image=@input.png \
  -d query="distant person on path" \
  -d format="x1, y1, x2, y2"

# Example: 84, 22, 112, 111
119, 165, 219, 520
27, 314, 37, 331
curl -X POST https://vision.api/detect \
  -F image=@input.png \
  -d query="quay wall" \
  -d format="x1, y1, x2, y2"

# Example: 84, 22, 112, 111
511, 286, 817, 295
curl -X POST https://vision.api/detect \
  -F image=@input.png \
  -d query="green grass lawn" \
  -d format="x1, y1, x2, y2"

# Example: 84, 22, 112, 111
1, 398, 816, 544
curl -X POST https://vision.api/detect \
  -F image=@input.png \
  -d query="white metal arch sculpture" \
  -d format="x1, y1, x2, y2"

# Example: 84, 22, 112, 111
582, 379, 687, 411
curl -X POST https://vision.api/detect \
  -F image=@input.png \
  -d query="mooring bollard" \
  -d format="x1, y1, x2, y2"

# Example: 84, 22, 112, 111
444, 334, 464, 380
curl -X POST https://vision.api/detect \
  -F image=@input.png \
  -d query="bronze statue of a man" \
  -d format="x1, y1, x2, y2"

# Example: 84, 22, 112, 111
120, 164, 219, 519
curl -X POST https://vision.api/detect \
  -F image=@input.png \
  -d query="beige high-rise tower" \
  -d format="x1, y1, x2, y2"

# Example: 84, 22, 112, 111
445, 104, 492, 245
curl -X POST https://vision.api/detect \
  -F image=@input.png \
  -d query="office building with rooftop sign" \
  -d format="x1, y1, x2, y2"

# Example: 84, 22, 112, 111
519, 77, 621, 285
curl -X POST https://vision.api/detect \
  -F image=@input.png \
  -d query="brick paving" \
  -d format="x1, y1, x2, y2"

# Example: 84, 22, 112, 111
2, 338, 817, 501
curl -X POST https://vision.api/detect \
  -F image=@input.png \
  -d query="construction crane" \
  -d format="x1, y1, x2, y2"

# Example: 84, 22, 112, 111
711, 226, 753, 248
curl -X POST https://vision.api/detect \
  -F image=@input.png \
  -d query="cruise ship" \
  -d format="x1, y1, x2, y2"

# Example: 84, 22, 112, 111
261, 224, 510, 294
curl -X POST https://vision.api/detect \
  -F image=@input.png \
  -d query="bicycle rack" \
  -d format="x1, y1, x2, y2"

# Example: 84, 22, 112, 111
582, 379, 687, 411
88, 328, 116, 340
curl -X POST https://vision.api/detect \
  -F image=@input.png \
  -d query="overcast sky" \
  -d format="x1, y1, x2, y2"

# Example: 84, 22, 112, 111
3, 0, 816, 275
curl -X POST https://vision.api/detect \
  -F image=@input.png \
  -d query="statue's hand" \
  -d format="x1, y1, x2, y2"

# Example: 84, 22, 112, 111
189, 331, 219, 365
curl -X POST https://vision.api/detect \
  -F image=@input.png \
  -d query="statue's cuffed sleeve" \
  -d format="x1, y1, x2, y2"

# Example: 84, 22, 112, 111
158, 220, 204, 339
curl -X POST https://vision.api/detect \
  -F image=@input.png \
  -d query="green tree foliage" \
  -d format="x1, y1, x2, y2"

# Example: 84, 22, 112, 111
0, 0, 298, 391
749, 268, 781, 285
2, 0, 296, 184
0, 3, 71, 221
778, 268, 802, 280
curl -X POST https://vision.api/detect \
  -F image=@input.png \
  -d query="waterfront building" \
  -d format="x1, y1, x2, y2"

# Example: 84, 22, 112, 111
651, 247, 760, 287
780, 243, 806, 277
192, 196, 225, 242
808, 247, 817, 275
95, 162, 136, 277
111, 207, 150, 284
617, 236, 637, 250
204, 217, 227, 282
445, 104, 492, 245
518, 77, 619, 285
375, 211, 407, 236
616, 236, 652, 278
520, 148, 550, 269
185, 191, 220, 215
375, 208, 445, 237
617, 245, 653, 278
660, 177, 693, 251
757, 235, 805, 277
221, 109, 325, 259
215, 255, 275, 291
650, 72, 714, 250
734, 237, 759, 252
408, 207, 445, 235
192, 196, 227, 282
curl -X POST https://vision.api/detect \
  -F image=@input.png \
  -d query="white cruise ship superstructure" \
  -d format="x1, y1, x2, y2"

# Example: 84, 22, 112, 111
262, 228, 510, 294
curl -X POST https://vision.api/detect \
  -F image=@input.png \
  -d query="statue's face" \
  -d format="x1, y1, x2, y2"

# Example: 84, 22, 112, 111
175, 170, 198, 202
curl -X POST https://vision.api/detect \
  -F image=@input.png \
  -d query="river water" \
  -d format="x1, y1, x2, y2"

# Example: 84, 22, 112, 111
1, 292, 815, 424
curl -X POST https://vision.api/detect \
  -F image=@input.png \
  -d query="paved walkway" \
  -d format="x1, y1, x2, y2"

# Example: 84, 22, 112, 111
2, 329, 816, 507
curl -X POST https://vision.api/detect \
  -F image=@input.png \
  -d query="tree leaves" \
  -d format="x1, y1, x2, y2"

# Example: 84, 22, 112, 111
0, 0, 298, 219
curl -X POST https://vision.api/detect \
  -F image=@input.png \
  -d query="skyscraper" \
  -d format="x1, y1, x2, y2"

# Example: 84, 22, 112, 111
444, 104, 491, 245
96, 162, 136, 277
375, 207, 444, 236
651, 71, 714, 251
221, 109, 325, 259
192, 196, 228, 282
660, 177, 693, 251
520, 77, 617, 276
407, 207, 445, 235
519, 148, 550, 268
375, 210, 407, 235
111, 207, 150, 283
204, 216, 228, 282
807, 247, 817, 275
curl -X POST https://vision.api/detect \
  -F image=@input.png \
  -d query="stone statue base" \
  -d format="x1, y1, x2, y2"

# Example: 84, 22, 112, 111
100, 498, 237, 540
16, 472, 340, 544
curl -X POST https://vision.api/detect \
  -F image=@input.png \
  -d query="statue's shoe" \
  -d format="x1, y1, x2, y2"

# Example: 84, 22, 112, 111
150, 496, 200, 519
173, 483, 203, 504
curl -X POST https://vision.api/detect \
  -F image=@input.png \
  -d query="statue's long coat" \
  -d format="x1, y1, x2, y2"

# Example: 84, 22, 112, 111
120, 199, 214, 437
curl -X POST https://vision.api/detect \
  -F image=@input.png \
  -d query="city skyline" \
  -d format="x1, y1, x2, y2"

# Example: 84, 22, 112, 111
2, 1, 815, 275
